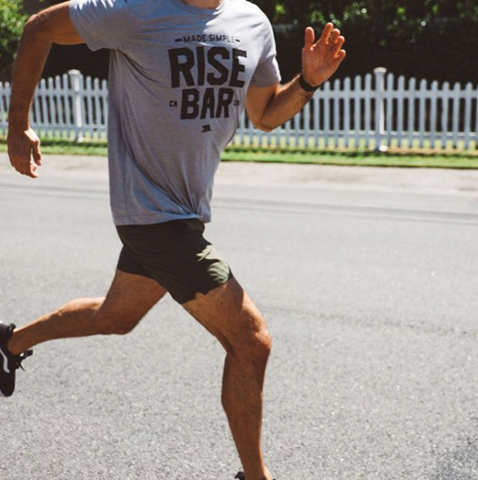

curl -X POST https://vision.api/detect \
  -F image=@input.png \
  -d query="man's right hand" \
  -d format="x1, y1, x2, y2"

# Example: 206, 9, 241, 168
7, 128, 43, 178
6, 1, 85, 179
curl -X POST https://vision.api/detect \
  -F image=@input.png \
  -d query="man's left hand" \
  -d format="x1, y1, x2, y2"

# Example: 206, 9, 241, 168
301, 23, 346, 88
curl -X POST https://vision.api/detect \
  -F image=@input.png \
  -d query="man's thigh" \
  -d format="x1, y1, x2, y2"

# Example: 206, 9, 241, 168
182, 277, 271, 354
97, 270, 167, 331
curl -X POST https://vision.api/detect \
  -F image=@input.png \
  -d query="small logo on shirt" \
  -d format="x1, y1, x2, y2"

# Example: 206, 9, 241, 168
175, 34, 241, 44
201, 125, 212, 133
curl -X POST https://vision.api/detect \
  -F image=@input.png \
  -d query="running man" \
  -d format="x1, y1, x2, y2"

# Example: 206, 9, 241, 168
2, 1, 346, 479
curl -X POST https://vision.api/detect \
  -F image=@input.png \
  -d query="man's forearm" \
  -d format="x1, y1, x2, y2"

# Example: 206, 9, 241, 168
9, 19, 52, 132
258, 76, 316, 131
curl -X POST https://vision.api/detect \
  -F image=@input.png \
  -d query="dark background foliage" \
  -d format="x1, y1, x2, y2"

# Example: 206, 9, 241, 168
0, 0, 28, 80
254, 0, 478, 84
273, 17, 478, 85
2, 0, 478, 85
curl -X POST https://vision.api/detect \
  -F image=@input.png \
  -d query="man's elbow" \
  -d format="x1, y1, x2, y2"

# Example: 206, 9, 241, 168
24, 14, 42, 33
251, 121, 276, 133
23, 13, 51, 43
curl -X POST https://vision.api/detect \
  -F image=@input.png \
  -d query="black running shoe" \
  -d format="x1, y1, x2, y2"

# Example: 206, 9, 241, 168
0, 323, 33, 397
235, 472, 276, 480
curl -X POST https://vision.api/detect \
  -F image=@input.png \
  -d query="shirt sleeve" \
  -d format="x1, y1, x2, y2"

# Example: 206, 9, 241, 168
250, 17, 282, 88
69, 0, 130, 52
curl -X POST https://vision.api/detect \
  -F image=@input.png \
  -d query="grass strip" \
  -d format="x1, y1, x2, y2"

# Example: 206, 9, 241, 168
221, 149, 478, 169
1, 138, 478, 169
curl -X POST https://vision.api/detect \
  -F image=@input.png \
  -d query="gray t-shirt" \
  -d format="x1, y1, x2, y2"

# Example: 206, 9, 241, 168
70, 0, 281, 225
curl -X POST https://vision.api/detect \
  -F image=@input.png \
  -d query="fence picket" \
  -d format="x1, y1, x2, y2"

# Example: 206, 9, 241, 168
333, 78, 340, 148
364, 73, 372, 149
396, 76, 405, 149
441, 82, 450, 149
430, 80, 439, 148
323, 81, 331, 148
313, 94, 320, 148
452, 83, 461, 149
418, 79, 427, 148
463, 83, 472, 150
85, 76, 93, 139
343, 77, 351, 148
92, 78, 100, 139
385, 73, 394, 146
64, 73, 73, 139
304, 97, 311, 148
353, 75, 361, 149
407, 77, 416, 149
101, 79, 108, 135
47, 78, 56, 137
294, 110, 300, 147
374, 68, 386, 150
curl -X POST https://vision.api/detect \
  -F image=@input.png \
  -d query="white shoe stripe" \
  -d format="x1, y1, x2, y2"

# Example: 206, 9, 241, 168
0, 348, 11, 375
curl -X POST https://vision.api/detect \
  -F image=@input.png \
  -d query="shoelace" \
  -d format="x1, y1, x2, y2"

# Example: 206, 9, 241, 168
14, 350, 33, 371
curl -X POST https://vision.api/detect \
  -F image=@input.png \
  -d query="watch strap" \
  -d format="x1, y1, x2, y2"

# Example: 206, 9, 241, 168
298, 74, 321, 92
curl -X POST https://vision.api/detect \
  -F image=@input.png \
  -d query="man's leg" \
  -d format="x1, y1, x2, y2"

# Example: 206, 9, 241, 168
7, 270, 166, 355
183, 277, 273, 480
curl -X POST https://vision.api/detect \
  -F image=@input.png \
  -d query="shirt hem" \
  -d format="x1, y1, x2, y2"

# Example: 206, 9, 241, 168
112, 212, 209, 226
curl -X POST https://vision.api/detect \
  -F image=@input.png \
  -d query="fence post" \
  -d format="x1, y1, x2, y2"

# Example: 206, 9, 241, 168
374, 67, 387, 152
69, 70, 84, 143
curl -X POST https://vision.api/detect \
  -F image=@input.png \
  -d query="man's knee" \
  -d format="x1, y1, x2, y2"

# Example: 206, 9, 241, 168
234, 329, 272, 365
254, 330, 273, 360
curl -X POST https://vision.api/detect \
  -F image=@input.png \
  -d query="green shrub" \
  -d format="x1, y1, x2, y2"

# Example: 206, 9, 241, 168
0, 0, 27, 80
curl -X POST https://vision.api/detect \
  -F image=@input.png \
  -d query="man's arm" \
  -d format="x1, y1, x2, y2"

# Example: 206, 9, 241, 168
246, 23, 346, 132
8, 2, 85, 178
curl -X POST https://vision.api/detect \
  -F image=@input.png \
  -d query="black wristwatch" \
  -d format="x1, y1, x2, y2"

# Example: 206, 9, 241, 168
298, 73, 321, 92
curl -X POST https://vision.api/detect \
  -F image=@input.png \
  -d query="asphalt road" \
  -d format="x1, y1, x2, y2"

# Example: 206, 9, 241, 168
1, 155, 478, 480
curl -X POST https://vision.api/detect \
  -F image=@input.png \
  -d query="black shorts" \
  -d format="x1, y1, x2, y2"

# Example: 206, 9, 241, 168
116, 219, 233, 304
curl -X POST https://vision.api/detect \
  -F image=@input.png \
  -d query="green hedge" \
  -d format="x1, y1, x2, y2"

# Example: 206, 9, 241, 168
0, 0, 27, 79
275, 17, 478, 85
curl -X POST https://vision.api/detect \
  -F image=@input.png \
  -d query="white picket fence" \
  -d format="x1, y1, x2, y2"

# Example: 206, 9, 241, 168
0, 70, 109, 142
1, 68, 477, 150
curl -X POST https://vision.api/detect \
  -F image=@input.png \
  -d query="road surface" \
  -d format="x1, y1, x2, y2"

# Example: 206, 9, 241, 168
1, 154, 478, 480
